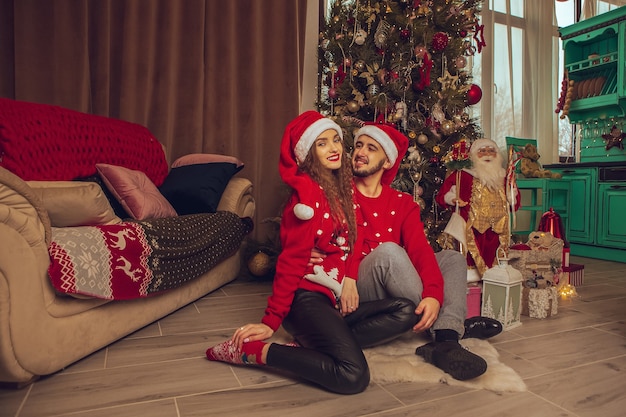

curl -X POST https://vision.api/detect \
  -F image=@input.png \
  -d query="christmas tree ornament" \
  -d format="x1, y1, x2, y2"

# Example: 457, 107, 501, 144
440, 119, 456, 135
466, 84, 483, 105
248, 251, 273, 277
367, 84, 380, 98
473, 20, 486, 53
354, 29, 368, 45
347, 100, 360, 113
431, 32, 449, 52
455, 56, 467, 69
438, 70, 459, 91
354, 60, 365, 71
417, 133, 429, 144
407, 145, 422, 163
374, 19, 391, 48
414, 45, 427, 58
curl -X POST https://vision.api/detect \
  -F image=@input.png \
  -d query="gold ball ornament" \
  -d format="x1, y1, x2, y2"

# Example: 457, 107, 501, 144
441, 119, 455, 135
347, 101, 360, 112
247, 252, 273, 277
417, 133, 429, 144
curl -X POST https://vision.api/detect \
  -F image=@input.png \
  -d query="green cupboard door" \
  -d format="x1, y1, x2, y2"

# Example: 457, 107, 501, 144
552, 168, 596, 244
597, 182, 626, 248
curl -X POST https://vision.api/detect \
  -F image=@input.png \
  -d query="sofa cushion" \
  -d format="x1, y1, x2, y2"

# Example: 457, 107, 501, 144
171, 153, 244, 169
96, 164, 177, 220
27, 181, 122, 227
159, 161, 243, 215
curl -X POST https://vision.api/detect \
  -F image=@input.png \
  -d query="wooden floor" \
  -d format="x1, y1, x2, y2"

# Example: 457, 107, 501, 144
1, 255, 625, 417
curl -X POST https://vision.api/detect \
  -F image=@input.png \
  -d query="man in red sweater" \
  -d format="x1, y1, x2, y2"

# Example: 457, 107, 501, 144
350, 124, 495, 381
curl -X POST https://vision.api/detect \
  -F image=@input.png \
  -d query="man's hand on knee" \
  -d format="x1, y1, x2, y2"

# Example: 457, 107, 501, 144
412, 297, 441, 332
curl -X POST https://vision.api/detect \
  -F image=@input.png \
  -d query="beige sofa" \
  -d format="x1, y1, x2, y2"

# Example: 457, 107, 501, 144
0, 165, 255, 387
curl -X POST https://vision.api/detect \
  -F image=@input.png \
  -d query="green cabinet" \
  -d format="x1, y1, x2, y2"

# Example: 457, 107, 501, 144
546, 164, 626, 262
559, 7, 626, 123
559, 6, 626, 164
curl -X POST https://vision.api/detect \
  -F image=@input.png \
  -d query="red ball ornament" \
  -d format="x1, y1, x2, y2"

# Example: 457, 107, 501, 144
431, 32, 449, 52
328, 88, 337, 99
466, 84, 482, 105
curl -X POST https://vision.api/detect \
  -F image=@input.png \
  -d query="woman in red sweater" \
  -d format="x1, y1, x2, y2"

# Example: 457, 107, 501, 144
206, 111, 417, 394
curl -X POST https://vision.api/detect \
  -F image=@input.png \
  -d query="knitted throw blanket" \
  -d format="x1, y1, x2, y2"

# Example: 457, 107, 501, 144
48, 212, 253, 300
0, 98, 169, 186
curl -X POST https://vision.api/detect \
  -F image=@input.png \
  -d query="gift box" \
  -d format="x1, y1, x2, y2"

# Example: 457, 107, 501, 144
521, 287, 558, 319
466, 284, 482, 319
563, 263, 584, 287
508, 232, 564, 284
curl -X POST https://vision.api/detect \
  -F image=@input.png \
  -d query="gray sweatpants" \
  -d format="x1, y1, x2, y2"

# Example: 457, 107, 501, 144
356, 243, 467, 338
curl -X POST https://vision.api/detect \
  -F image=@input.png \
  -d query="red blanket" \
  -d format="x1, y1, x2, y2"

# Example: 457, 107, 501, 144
48, 212, 253, 300
0, 98, 169, 185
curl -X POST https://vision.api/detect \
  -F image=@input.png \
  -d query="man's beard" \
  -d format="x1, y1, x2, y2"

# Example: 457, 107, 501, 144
352, 157, 386, 178
471, 155, 506, 190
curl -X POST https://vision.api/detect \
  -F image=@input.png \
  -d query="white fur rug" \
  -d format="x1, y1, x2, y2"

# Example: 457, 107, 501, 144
364, 332, 527, 392
272, 329, 527, 393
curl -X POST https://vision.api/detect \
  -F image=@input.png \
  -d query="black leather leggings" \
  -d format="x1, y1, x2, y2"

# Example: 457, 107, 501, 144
266, 290, 417, 395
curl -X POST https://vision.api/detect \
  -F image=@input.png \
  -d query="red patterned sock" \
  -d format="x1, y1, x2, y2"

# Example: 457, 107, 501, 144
206, 339, 266, 365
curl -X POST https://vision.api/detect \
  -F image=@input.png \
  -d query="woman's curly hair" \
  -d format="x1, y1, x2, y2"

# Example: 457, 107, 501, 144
299, 141, 357, 248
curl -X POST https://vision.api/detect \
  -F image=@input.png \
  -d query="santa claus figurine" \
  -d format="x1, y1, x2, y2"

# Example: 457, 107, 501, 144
436, 138, 521, 280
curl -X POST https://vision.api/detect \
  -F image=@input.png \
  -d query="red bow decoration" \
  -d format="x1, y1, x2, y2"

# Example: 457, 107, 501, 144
415, 52, 433, 90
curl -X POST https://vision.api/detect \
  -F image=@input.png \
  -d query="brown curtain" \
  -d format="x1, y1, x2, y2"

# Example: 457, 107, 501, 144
0, 0, 308, 241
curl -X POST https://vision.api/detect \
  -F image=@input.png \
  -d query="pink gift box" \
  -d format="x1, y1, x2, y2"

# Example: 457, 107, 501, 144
466, 284, 482, 318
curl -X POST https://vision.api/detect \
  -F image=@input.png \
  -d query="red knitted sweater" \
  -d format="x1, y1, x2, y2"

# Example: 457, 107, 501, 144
0, 98, 168, 185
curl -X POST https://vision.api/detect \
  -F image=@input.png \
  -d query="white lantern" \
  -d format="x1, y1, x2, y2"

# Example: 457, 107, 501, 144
481, 252, 523, 330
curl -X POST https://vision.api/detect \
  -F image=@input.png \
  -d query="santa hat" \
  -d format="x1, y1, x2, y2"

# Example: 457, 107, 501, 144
279, 110, 343, 220
354, 124, 408, 185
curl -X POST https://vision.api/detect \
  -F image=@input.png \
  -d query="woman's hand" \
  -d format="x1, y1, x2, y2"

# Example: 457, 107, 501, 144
233, 323, 274, 350
412, 297, 441, 333
339, 277, 359, 316
308, 247, 327, 266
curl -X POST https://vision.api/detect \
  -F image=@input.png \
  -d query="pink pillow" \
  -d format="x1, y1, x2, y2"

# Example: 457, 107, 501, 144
171, 153, 244, 169
96, 163, 177, 220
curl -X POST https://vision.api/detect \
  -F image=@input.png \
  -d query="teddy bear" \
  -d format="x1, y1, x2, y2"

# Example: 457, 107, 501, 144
519, 143, 562, 179
527, 230, 564, 252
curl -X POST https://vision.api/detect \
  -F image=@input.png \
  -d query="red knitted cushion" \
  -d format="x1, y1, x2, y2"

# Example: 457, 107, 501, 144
0, 98, 168, 186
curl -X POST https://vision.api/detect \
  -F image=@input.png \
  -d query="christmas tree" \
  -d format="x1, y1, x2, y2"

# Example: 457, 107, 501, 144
317, 0, 485, 250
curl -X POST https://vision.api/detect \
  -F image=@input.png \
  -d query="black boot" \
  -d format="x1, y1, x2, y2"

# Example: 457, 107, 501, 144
415, 341, 487, 380
462, 316, 503, 339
